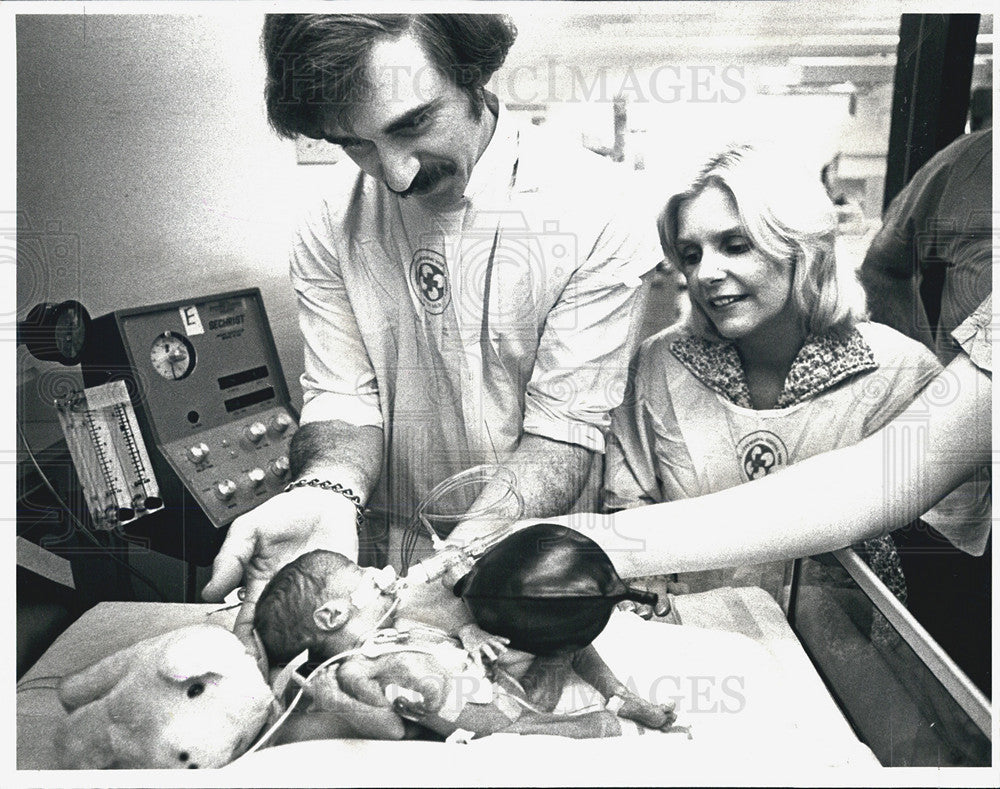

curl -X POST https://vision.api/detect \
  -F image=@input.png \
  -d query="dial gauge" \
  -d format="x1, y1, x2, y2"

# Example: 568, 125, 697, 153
18, 300, 92, 365
54, 302, 89, 362
150, 331, 196, 380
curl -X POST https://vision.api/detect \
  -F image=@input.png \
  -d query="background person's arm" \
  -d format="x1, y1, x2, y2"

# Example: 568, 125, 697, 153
858, 144, 944, 350
563, 352, 991, 578
859, 230, 934, 350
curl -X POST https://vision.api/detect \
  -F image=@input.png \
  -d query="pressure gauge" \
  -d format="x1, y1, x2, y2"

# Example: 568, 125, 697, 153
150, 331, 196, 380
18, 300, 92, 365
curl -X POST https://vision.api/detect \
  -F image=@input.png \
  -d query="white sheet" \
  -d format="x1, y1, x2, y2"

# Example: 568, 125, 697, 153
232, 609, 879, 782
17, 589, 879, 778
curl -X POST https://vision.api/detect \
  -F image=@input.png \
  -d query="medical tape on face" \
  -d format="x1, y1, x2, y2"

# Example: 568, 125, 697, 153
348, 585, 381, 610
371, 566, 399, 590
349, 565, 397, 609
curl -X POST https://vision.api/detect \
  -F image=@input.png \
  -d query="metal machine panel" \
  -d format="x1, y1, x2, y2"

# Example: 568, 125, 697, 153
80, 289, 298, 563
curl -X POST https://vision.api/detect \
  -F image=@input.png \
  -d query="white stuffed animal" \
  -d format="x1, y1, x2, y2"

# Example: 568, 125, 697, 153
55, 624, 274, 769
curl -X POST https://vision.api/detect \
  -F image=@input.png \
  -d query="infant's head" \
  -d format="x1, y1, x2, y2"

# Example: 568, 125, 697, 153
253, 549, 368, 664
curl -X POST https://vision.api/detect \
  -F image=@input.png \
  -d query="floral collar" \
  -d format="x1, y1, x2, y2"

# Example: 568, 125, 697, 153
669, 328, 878, 409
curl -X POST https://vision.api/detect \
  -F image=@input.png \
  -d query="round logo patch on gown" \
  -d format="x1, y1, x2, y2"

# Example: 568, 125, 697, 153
410, 248, 450, 315
736, 430, 788, 481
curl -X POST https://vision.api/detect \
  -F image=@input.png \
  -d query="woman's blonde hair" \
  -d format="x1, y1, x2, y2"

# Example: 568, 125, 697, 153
658, 142, 867, 338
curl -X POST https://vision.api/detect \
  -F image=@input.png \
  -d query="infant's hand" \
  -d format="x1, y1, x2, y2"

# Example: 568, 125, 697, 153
458, 623, 509, 667
304, 664, 384, 711
293, 664, 407, 741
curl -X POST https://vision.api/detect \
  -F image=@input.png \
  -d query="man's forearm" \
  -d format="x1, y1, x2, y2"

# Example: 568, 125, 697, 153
288, 420, 384, 503
505, 434, 594, 518
447, 433, 593, 545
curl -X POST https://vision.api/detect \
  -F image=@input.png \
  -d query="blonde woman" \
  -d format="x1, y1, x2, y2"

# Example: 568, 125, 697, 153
604, 143, 942, 601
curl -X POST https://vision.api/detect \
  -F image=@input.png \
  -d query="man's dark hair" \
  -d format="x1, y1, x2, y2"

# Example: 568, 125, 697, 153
253, 549, 356, 664
262, 14, 517, 140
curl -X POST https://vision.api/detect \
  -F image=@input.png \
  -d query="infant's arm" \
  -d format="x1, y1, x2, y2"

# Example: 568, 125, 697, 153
279, 665, 408, 742
457, 623, 510, 666
394, 582, 514, 668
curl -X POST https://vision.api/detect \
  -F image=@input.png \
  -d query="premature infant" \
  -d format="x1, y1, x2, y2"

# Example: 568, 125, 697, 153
254, 550, 676, 741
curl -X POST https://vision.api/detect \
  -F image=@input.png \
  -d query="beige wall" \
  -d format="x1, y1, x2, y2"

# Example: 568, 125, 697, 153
17, 13, 337, 426
15, 10, 920, 435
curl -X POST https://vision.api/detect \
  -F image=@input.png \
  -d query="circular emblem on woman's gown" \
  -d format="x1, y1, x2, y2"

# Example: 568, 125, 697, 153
736, 430, 788, 481
410, 248, 450, 315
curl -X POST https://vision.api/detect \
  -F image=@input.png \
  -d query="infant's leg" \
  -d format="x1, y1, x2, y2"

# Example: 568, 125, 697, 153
396, 696, 625, 739
502, 709, 623, 738
571, 644, 676, 729
394, 696, 521, 739
517, 654, 574, 712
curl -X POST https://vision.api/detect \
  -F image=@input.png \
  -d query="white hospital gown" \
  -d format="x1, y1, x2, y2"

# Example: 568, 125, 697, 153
604, 321, 942, 600
289, 102, 662, 566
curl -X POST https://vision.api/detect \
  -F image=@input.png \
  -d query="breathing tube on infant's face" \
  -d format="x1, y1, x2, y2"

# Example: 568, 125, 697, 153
400, 464, 526, 587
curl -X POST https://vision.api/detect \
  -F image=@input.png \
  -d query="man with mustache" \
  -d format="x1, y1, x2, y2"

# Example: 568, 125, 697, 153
203, 13, 660, 689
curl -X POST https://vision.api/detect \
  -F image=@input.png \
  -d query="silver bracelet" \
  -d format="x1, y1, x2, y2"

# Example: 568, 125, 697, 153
283, 478, 366, 529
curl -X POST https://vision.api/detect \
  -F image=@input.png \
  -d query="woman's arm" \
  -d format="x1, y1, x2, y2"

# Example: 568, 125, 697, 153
561, 353, 991, 578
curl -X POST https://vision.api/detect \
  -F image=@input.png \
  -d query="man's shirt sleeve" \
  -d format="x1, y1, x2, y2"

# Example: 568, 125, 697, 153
952, 295, 993, 374
522, 200, 662, 453
290, 202, 383, 428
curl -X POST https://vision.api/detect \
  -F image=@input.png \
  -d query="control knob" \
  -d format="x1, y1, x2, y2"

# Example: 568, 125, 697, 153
269, 456, 290, 478
245, 421, 267, 443
270, 413, 293, 434
214, 479, 238, 501
187, 442, 210, 464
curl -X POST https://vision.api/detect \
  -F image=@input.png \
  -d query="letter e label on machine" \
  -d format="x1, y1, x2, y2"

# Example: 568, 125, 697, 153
79, 288, 298, 565
179, 305, 205, 336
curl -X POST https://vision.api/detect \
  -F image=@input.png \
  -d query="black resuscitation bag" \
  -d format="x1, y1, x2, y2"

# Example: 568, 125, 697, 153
453, 523, 658, 656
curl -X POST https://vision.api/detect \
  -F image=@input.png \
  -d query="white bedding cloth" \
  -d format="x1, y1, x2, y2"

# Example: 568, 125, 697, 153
234, 605, 879, 782
16, 588, 879, 778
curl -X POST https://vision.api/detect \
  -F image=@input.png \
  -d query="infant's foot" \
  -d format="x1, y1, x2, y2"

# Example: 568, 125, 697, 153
609, 692, 677, 729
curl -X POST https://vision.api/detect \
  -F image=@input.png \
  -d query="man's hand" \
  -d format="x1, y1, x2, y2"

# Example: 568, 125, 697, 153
201, 486, 360, 663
